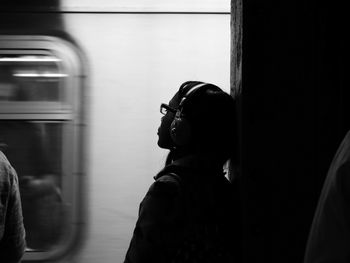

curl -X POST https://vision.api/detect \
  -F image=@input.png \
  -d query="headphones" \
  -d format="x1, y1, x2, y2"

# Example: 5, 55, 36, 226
170, 81, 221, 146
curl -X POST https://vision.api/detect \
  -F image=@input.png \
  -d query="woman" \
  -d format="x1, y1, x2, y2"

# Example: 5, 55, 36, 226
124, 81, 240, 263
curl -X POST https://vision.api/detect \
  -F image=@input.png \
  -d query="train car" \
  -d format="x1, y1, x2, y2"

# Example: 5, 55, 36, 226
0, 1, 231, 262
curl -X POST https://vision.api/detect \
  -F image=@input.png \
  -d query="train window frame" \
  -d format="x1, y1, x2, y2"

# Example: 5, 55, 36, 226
0, 35, 86, 261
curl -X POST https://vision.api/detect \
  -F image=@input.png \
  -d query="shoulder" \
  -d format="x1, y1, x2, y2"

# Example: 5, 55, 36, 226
0, 151, 17, 186
147, 174, 182, 198
0, 150, 11, 168
0, 150, 8, 165
0, 151, 10, 179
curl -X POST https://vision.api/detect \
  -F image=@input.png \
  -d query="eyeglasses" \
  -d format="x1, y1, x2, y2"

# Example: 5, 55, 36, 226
160, 103, 177, 115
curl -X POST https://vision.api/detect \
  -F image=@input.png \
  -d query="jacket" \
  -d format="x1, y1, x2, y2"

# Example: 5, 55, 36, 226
0, 151, 26, 263
124, 154, 240, 263
304, 131, 350, 263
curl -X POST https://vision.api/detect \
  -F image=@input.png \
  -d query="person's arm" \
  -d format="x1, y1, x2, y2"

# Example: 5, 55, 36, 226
124, 174, 183, 263
0, 158, 26, 263
304, 162, 350, 263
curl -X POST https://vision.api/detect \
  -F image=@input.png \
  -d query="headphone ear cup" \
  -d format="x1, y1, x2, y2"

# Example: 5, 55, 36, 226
170, 113, 191, 146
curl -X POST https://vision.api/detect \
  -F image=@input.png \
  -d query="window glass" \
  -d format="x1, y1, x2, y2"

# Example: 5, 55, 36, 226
0, 120, 69, 251
0, 55, 67, 102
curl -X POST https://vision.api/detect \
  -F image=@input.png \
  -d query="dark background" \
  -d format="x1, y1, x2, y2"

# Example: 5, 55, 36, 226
237, 1, 349, 262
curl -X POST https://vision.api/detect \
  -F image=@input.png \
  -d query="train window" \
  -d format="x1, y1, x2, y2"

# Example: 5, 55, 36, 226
0, 36, 85, 261
0, 120, 65, 251
0, 55, 64, 102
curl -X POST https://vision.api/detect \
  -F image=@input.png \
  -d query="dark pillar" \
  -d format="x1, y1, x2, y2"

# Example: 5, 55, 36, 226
232, 1, 349, 262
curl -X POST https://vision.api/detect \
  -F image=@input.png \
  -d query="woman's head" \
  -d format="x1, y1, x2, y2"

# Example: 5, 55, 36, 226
158, 81, 236, 164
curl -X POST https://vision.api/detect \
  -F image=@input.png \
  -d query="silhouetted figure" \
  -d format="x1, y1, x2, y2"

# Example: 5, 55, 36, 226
304, 130, 350, 263
124, 81, 240, 263
0, 151, 26, 262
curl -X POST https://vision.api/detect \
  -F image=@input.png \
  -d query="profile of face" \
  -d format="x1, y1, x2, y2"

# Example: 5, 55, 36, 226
158, 82, 235, 165
157, 92, 180, 149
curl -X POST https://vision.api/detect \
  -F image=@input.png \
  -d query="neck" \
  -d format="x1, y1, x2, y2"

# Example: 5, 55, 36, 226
166, 147, 190, 165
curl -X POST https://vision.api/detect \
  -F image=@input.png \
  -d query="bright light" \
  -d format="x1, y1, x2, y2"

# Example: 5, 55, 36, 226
0, 56, 61, 63
13, 73, 68, 78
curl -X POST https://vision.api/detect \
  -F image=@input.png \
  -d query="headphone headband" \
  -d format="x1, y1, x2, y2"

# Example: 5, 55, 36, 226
179, 82, 216, 113
179, 82, 207, 107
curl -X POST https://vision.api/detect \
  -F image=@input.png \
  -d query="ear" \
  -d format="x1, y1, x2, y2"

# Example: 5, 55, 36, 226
170, 113, 192, 146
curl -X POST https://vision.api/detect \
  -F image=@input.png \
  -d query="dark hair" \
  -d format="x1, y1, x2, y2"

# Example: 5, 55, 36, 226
176, 81, 237, 165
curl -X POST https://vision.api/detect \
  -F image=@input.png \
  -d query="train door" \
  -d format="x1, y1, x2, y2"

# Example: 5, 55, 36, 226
0, 36, 86, 261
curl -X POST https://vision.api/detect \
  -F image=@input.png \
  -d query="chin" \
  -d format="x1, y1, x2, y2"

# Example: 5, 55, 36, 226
157, 142, 167, 149
157, 139, 171, 150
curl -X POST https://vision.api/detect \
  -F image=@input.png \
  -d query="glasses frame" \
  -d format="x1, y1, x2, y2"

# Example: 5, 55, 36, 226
160, 103, 177, 115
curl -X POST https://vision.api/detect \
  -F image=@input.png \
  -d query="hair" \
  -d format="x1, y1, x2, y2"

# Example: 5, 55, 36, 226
172, 81, 237, 166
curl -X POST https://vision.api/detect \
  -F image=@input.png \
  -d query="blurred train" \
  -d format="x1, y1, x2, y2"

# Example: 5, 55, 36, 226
0, 1, 231, 262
